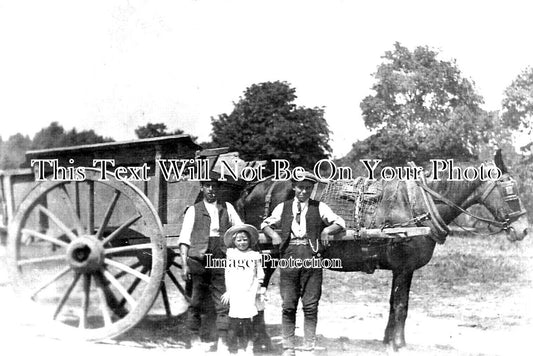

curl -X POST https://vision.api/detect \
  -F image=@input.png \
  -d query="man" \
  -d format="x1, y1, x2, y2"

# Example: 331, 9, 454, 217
179, 177, 243, 354
262, 172, 345, 356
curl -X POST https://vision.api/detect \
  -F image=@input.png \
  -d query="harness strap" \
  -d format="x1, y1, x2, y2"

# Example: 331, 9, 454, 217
263, 181, 278, 220
411, 164, 449, 243
416, 183, 508, 228
479, 180, 497, 203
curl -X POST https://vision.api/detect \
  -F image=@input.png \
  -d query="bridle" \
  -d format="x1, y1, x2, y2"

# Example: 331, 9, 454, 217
477, 174, 527, 222
416, 171, 526, 234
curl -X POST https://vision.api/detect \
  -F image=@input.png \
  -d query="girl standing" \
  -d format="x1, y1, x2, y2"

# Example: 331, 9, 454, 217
221, 224, 265, 355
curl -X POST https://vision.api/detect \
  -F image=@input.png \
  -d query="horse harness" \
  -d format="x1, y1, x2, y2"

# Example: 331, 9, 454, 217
408, 162, 526, 238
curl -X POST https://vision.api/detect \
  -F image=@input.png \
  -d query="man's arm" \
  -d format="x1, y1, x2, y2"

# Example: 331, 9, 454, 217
318, 202, 346, 246
226, 202, 244, 225
178, 206, 195, 280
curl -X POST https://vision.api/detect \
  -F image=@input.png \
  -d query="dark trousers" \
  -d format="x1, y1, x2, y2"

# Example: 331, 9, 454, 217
280, 244, 323, 349
187, 262, 229, 336
227, 317, 253, 353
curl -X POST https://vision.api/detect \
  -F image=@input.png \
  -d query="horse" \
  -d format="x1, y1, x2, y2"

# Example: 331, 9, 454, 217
235, 150, 529, 351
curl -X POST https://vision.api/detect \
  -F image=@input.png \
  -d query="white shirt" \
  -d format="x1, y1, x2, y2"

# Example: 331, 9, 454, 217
178, 201, 243, 246
260, 198, 345, 239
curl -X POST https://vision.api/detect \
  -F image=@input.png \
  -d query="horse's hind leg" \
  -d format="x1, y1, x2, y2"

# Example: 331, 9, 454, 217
383, 270, 413, 350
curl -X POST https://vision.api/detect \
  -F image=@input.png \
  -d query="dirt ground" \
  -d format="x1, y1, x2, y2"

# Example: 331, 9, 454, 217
1, 231, 532, 356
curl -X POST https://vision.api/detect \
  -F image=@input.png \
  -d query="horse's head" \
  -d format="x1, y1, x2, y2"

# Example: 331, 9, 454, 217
471, 150, 529, 241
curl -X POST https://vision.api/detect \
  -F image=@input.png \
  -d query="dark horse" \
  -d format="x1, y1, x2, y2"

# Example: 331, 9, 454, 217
236, 151, 529, 351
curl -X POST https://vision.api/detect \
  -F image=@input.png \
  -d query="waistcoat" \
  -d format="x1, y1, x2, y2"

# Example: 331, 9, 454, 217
279, 199, 325, 253
188, 201, 231, 258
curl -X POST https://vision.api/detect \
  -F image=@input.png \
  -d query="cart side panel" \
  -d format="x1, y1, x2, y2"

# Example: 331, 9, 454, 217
0, 169, 35, 224
164, 180, 201, 237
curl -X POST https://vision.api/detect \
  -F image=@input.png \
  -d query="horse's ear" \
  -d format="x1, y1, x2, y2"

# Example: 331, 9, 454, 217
494, 149, 508, 174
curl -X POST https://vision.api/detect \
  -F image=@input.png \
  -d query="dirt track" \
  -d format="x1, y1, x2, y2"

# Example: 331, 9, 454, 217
1, 232, 532, 356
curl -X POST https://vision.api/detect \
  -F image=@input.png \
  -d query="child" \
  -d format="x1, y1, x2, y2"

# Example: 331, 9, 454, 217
221, 224, 265, 355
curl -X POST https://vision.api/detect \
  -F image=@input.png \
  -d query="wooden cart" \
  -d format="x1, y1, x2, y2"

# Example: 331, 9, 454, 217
0, 135, 260, 341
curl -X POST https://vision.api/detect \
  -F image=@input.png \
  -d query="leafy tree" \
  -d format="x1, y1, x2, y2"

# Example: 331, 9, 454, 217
0, 122, 113, 169
502, 66, 533, 134
32, 122, 113, 149
499, 66, 533, 219
62, 128, 114, 147
350, 42, 492, 165
135, 123, 176, 138
211, 81, 331, 168
32, 122, 67, 149
0, 133, 32, 169
134, 122, 197, 141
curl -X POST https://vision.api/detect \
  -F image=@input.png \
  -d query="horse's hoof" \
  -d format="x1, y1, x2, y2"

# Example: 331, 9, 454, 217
385, 340, 404, 353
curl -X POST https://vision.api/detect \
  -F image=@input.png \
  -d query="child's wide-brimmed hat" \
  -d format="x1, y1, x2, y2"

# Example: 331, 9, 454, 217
223, 224, 260, 248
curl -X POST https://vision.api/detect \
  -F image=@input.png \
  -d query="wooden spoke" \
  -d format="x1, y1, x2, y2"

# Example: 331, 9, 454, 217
53, 272, 81, 320
79, 274, 91, 329
30, 266, 72, 299
74, 181, 81, 222
94, 274, 113, 327
117, 267, 147, 310
21, 229, 69, 248
114, 261, 142, 280
104, 243, 152, 255
160, 281, 172, 317
104, 258, 150, 283
102, 270, 137, 309
101, 215, 142, 246
37, 204, 78, 242
96, 191, 121, 240
167, 270, 191, 303
87, 180, 95, 234
18, 255, 65, 266
9, 169, 167, 341
59, 185, 84, 236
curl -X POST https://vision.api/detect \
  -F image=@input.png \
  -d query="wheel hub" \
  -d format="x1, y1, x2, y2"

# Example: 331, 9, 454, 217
66, 236, 105, 273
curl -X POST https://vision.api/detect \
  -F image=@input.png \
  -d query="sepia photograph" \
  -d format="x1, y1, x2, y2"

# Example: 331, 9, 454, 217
0, 1, 532, 355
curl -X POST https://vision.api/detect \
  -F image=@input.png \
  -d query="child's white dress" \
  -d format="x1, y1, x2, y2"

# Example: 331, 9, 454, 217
225, 248, 265, 318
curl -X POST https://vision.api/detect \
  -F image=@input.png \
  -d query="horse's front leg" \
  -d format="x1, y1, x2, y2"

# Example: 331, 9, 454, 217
384, 269, 413, 350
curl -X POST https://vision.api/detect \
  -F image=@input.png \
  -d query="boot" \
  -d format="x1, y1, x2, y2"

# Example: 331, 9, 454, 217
189, 334, 210, 352
281, 348, 295, 356
253, 310, 273, 352
217, 335, 230, 356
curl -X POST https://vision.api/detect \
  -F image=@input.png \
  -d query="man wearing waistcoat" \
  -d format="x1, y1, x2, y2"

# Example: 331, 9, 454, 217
179, 177, 243, 354
262, 172, 345, 356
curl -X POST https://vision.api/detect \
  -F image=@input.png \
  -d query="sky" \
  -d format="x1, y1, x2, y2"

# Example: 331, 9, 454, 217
0, 0, 532, 158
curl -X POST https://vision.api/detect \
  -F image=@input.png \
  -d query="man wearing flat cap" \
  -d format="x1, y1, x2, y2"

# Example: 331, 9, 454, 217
179, 176, 243, 353
261, 172, 345, 356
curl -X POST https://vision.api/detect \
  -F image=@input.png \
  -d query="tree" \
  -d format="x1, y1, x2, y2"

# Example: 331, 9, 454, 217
62, 128, 114, 147
32, 122, 67, 149
0, 122, 114, 169
502, 66, 533, 134
351, 42, 492, 165
211, 81, 331, 168
0, 133, 32, 169
500, 66, 533, 219
134, 122, 197, 141
32, 122, 113, 149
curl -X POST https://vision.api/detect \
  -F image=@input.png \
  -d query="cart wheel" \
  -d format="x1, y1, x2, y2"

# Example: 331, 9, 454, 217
7, 169, 166, 341
133, 247, 191, 318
